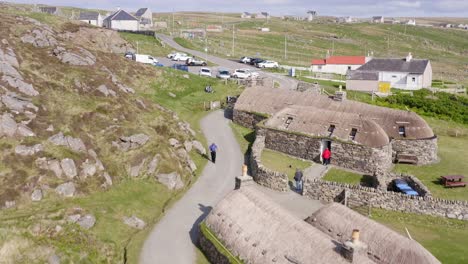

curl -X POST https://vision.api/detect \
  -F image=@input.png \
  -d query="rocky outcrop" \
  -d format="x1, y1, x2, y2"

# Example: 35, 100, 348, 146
55, 182, 76, 197
0, 45, 39, 96
123, 215, 146, 229
113, 134, 149, 151
101, 66, 135, 94
52, 46, 96, 66
97, 84, 116, 97
20, 28, 58, 48
48, 132, 86, 153
0, 113, 35, 137
156, 172, 184, 190
192, 140, 206, 155
80, 160, 97, 178
169, 138, 180, 147
15, 144, 43, 156
1, 93, 38, 113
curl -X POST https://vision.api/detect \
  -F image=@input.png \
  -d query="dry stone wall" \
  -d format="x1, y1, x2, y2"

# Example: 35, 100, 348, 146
232, 109, 268, 130
199, 227, 231, 264
303, 179, 468, 220
392, 137, 438, 165
249, 135, 289, 192
259, 126, 393, 174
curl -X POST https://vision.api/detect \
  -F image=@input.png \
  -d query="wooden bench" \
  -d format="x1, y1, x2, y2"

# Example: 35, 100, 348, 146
396, 154, 418, 164
440, 175, 466, 188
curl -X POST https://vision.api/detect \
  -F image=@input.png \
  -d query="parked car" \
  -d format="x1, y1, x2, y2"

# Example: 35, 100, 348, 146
239, 57, 252, 64
231, 69, 259, 79
199, 67, 212, 77
216, 69, 231, 79
249, 58, 264, 66
124, 51, 134, 59
186, 57, 207, 66
134, 54, 158, 65
172, 53, 191, 61
171, 64, 188, 72
257, 60, 279, 68
167, 51, 179, 59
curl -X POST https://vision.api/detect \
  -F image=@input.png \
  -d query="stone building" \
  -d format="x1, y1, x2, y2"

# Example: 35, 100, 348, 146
200, 186, 440, 264
233, 86, 437, 174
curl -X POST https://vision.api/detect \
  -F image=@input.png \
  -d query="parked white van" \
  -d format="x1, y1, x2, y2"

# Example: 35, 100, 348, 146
134, 54, 158, 65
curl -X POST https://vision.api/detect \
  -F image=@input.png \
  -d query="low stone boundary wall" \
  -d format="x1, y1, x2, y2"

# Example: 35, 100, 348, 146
199, 224, 231, 264
304, 179, 468, 220
250, 135, 289, 192
232, 109, 268, 130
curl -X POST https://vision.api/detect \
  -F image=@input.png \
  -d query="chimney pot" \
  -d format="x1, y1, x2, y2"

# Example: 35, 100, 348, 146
351, 229, 360, 243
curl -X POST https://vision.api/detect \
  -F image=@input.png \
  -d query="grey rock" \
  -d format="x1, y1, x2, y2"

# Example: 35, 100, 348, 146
176, 148, 188, 159
31, 189, 43, 201
447, 213, 457, 219
16, 123, 35, 137
48, 159, 63, 178
48, 132, 68, 146
80, 160, 97, 178
21, 29, 58, 48
48, 254, 60, 264
136, 99, 146, 109
88, 149, 105, 171
188, 159, 197, 172
169, 138, 179, 147
192, 140, 206, 155
61, 158, 77, 179
15, 144, 43, 156
129, 158, 147, 177
53, 47, 96, 66
67, 214, 81, 223
168, 92, 176, 98
2, 75, 39, 96
128, 134, 150, 146
46, 125, 55, 132
147, 154, 160, 175
77, 214, 96, 229
463, 214, 468, 220
97, 84, 116, 97
1, 93, 38, 112
184, 141, 193, 152
123, 215, 146, 229
102, 172, 113, 186
48, 132, 86, 152
156, 172, 184, 190
35, 157, 49, 170
55, 182, 76, 197
0, 113, 17, 137
115, 134, 150, 151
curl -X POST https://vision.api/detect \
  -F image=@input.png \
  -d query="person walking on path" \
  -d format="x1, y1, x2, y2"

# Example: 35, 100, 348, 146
294, 168, 303, 192
209, 143, 218, 163
322, 147, 331, 166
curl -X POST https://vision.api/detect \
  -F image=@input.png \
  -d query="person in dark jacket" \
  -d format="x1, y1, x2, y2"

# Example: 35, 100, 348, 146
209, 143, 218, 163
294, 168, 303, 192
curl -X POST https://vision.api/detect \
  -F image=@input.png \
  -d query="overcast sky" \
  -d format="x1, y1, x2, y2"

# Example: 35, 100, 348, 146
10, 0, 468, 17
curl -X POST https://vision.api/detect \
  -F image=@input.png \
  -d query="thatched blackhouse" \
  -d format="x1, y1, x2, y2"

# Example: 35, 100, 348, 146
233, 86, 437, 173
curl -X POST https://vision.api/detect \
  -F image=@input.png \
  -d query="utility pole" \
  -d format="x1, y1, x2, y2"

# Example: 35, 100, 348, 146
284, 34, 287, 59
332, 39, 335, 56
232, 24, 235, 57
172, 12, 175, 36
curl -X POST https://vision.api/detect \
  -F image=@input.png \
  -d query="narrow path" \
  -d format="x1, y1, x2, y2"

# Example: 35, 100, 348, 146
156, 34, 299, 90
139, 110, 244, 264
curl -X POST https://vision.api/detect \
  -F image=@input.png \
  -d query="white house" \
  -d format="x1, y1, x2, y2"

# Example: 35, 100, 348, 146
311, 55, 369, 75
78, 11, 103, 26
135, 8, 153, 29
256, 12, 270, 19
307, 10, 317, 21
103, 9, 139, 31
337, 16, 354, 23
372, 16, 384, 23
406, 19, 416, 26
349, 53, 432, 90
241, 12, 252, 19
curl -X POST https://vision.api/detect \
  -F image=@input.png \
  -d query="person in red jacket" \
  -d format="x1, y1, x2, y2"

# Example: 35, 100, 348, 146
322, 148, 331, 165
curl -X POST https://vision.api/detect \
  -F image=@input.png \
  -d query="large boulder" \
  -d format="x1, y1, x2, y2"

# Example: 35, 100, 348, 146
156, 172, 184, 190
123, 215, 146, 229
60, 158, 77, 179
53, 46, 96, 66
113, 134, 149, 151
0, 113, 17, 137
191, 140, 206, 155
48, 132, 86, 152
55, 182, 76, 197
20, 29, 58, 48
0, 47, 38, 96
1, 93, 38, 113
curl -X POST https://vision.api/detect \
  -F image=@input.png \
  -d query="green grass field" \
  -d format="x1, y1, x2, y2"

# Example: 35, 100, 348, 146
370, 208, 468, 264
119, 32, 173, 57
261, 148, 312, 181
322, 168, 374, 186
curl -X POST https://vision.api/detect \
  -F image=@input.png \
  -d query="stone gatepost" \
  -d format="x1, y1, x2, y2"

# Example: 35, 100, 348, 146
235, 164, 254, 189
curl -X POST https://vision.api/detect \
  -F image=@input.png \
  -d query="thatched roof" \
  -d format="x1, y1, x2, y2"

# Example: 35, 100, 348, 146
265, 106, 390, 147
308, 203, 440, 264
204, 186, 375, 264
234, 86, 434, 140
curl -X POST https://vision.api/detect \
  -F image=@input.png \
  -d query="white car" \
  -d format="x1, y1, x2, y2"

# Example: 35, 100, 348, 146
231, 69, 259, 79
199, 67, 212, 77
134, 54, 158, 65
239, 57, 252, 64
167, 52, 178, 59
172, 53, 191, 61
257, 60, 279, 68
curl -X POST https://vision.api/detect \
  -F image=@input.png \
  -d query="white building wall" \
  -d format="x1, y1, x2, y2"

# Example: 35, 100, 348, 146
379, 71, 424, 90
110, 20, 139, 31
311, 64, 362, 75
79, 19, 98, 26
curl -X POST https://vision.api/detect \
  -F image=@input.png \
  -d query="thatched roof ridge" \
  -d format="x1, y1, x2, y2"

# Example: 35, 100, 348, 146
204, 186, 375, 264
234, 86, 434, 139
308, 203, 440, 264
264, 105, 390, 147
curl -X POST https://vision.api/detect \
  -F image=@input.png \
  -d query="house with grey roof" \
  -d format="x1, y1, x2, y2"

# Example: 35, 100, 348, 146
103, 9, 139, 31
38, 6, 59, 15
134, 8, 153, 28
78, 11, 103, 27
241, 12, 252, 19
255, 12, 270, 19
347, 53, 432, 91
372, 16, 384, 23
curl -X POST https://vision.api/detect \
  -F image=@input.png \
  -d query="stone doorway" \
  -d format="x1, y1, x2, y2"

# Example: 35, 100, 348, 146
320, 139, 331, 163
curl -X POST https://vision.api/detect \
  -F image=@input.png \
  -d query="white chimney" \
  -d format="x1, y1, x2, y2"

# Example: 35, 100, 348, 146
117, 6, 121, 11
406, 52, 412, 62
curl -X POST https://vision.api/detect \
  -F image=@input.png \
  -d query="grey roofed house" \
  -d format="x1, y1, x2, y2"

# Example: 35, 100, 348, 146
135, 8, 148, 17
104, 9, 138, 22
357, 58, 430, 74
39, 6, 58, 14
79, 11, 100, 21
347, 70, 379, 80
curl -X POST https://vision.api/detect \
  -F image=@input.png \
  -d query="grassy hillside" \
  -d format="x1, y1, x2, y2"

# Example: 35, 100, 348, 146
159, 13, 468, 84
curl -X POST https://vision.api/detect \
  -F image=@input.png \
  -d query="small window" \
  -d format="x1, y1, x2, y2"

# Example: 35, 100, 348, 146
399, 126, 406, 137
350, 128, 357, 140
318, 66, 322, 70
328, 125, 335, 136
285, 117, 293, 128
347, 66, 352, 70
412, 77, 416, 82
392, 75, 397, 78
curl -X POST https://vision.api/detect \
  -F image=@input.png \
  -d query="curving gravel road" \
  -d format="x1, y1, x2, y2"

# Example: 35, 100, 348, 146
139, 110, 244, 264
156, 34, 298, 89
